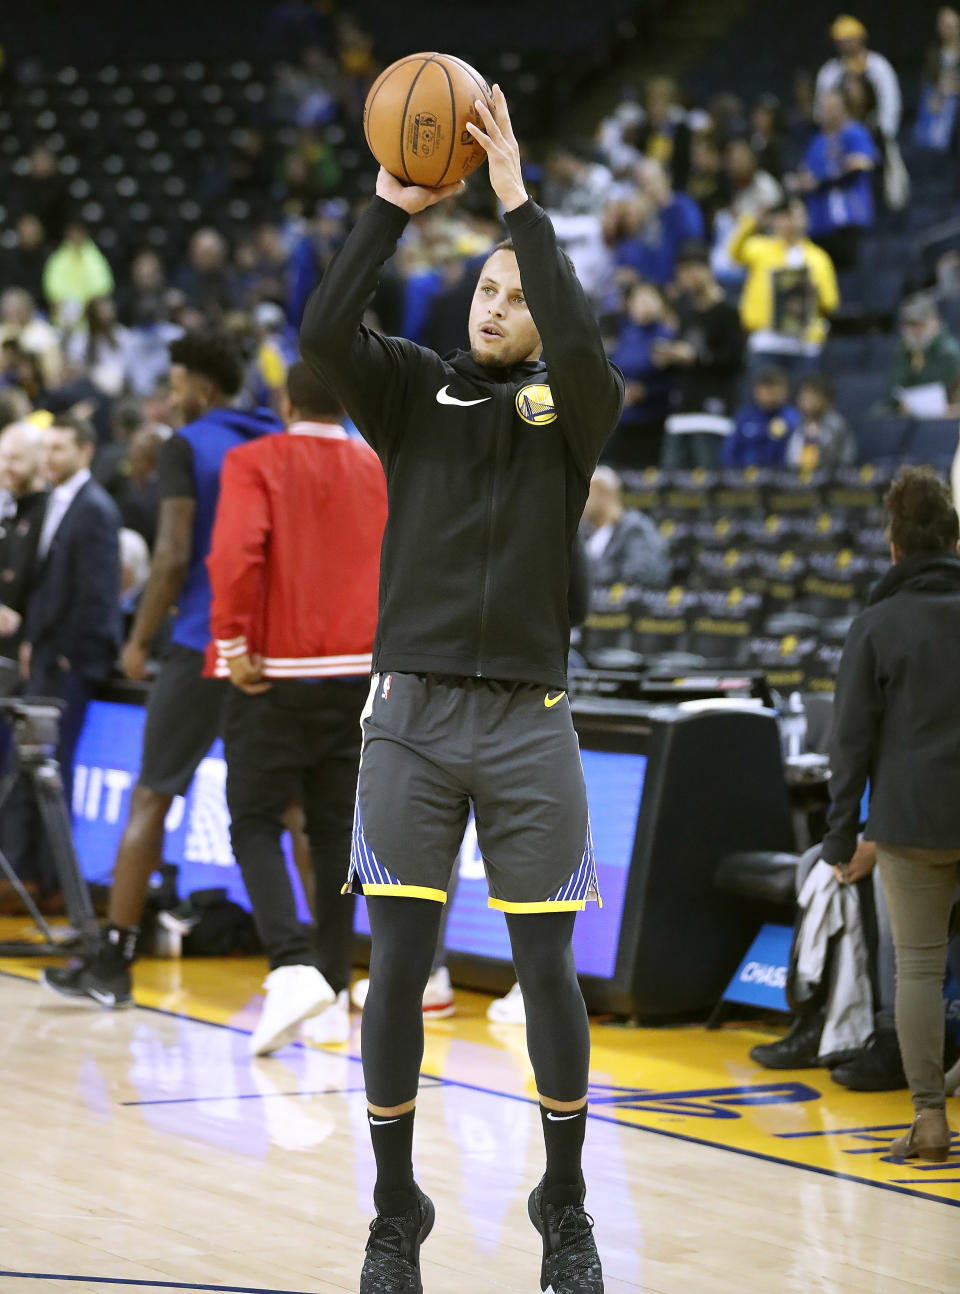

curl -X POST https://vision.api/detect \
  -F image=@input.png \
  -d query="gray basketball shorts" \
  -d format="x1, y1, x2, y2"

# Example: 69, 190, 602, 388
345, 672, 599, 912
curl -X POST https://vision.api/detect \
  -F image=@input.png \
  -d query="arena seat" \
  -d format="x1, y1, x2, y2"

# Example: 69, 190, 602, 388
715, 850, 799, 910
632, 587, 698, 657
856, 416, 912, 465
688, 588, 764, 665
904, 419, 957, 471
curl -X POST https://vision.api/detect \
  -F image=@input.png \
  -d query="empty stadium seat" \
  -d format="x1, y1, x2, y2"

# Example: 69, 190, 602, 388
632, 587, 697, 658
856, 417, 911, 465
687, 588, 764, 665
580, 585, 636, 660
799, 550, 873, 618
764, 472, 825, 516
904, 419, 957, 470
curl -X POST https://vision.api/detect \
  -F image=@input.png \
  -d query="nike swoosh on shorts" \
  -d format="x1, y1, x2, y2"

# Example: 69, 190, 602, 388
544, 692, 566, 708
436, 384, 491, 407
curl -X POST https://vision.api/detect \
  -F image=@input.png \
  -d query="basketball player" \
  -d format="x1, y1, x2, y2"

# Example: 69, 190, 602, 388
301, 88, 619, 1294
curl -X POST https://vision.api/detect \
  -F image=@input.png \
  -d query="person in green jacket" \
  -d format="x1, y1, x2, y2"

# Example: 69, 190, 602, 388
42, 221, 114, 327
888, 292, 960, 416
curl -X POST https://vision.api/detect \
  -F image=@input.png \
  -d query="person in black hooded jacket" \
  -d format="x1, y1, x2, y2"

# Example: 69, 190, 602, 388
821, 465, 960, 1164
301, 88, 619, 1294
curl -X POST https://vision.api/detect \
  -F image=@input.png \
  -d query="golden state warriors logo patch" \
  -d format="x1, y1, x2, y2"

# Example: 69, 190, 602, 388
516, 383, 557, 426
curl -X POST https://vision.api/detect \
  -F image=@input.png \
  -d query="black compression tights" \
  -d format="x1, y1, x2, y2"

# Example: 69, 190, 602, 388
362, 896, 591, 1108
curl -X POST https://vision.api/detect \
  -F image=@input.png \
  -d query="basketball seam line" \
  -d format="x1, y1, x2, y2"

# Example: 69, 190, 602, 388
363, 53, 425, 154
446, 55, 492, 107
398, 55, 436, 185
437, 58, 457, 187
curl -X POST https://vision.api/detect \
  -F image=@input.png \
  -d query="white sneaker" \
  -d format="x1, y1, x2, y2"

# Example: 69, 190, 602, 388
249, 965, 336, 1057
422, 966, 455, 1019
350, 977, 370, 1010
486, 980, 525, 1024
302, 990, 351, 1045
349, 968, 455, 1018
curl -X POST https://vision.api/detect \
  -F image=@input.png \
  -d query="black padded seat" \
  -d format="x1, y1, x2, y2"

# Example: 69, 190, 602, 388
715, 850, 800, 908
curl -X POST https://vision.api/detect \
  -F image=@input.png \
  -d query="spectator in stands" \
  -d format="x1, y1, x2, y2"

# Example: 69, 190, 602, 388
541, 145, 614, 216
791, 88, 878, 271
728, 198, 839, 381
174, 229, 239, 322
685, 132, 730, 232
42, 221, 114, 328
788, 374, 856, 472
605, 282, 675, 469
749, 94, 785, 180
724, 366, 800, 468
16, 147, 68, 244
64, 297, 132, 399
725, 138, 783, 220
915, 7, 960, 153
117, 249, 168, 329
0, 288, 63, 388
580, 466, 670, 590
887, 293, 960, 417
615, 159, 709, 288
815, 15, 901, 143
821, 467, 960, 1162
658, 240, 745, 469
2, 415, 121, 904
279, 130, 343, 211
632, 76, 692, 191
2, 214, 52, 305
0, 421, 48, 662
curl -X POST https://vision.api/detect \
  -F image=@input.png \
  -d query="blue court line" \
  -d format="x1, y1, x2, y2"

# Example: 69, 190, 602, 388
0, 1275, 317, 1293
3, 967, 959, 1210
121, 1078, 444, 1108
779, 1122, 914, 1139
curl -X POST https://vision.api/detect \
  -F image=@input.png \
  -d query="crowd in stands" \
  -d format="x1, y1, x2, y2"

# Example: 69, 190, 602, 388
0, 5, 958, 700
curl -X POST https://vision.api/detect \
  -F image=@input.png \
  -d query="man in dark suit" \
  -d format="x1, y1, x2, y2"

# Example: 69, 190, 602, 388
3, 415, 121, 900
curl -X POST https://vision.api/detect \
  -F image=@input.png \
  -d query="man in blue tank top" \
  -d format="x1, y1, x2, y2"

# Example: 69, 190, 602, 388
42, 331, 281, 1006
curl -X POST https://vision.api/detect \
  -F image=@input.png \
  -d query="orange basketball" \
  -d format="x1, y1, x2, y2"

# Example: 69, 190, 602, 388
364, 52, 494, 188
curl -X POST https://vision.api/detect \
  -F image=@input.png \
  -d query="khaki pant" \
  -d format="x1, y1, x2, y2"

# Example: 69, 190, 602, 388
876, 844, 960, 1111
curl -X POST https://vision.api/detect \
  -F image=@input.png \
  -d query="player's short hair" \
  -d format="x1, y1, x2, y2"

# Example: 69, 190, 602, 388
489, 238, 576, 277
885, 466, 959, 557
285, 360, 344, 421
49, 412, 97, 450
169, 330, 244, 397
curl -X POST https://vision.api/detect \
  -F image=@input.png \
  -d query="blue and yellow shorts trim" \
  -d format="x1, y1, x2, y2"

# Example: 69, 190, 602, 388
344, 804, 601, 912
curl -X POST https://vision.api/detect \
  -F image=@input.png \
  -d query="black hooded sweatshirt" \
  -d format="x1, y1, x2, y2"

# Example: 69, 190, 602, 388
300, 196, 623, 690
822, 551, 960, 865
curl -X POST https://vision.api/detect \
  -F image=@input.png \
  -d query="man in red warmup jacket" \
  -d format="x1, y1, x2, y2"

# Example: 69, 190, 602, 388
207, 360, 386, 1057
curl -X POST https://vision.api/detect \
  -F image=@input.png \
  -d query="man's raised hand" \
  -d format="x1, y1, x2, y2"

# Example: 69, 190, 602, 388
376, 166, 465, 215
466, 85, 527, 213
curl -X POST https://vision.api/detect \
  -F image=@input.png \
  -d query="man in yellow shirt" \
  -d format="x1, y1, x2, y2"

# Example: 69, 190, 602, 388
728, 197, 839, 383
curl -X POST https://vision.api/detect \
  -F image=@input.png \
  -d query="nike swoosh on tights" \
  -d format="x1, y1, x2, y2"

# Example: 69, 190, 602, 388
436, 385, 491, 407
545, 1111, 583, 1121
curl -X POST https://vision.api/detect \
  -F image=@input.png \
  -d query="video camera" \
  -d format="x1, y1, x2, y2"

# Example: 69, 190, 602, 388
0, 696, 64, 764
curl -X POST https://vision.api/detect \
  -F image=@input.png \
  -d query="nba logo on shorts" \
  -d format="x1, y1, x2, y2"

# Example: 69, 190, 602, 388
381, 674, 392, 701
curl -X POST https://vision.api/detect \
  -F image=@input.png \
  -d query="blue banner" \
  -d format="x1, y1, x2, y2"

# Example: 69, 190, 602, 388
72, 701, 646, 979
723, 923, 793, 1012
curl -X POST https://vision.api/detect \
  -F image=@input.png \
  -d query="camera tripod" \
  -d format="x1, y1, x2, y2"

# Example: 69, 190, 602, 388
0, 696, 99, 957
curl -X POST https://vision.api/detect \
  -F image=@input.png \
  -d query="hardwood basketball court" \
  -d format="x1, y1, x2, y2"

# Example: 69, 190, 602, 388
0, 922, 957, 1294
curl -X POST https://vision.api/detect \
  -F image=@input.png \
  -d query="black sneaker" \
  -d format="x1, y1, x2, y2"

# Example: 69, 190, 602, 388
528, 1177, 603, 1294
830, 1030, 906, 1091
40, 950, 132, 1009
749, 1011, 825, 1070
359, 1186, 434, 1294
